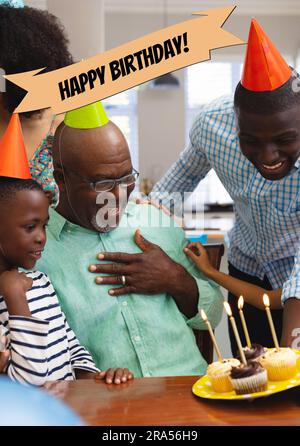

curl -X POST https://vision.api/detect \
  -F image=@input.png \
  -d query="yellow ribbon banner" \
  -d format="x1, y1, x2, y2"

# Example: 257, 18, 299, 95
5, 6, 244, 114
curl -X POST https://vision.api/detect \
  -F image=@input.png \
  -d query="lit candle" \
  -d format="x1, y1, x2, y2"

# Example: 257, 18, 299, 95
238, 296, 251, 348
263, 294, 280, 351
200, 309, 223, 362
224, 301, 247, 365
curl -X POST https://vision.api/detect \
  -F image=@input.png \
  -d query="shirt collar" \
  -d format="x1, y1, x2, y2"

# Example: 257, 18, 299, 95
48, 202, 136, 241
294, 156, 300, 170
48, 207, 68, 241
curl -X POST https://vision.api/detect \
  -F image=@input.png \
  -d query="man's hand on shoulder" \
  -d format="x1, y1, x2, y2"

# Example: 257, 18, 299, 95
134, 198, 183, 227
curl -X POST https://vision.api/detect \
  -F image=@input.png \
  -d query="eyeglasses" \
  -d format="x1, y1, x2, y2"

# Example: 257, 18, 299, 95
62, 166, 139, 192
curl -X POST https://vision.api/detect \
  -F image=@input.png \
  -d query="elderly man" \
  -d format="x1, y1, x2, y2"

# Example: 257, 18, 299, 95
36, 102, 222, 377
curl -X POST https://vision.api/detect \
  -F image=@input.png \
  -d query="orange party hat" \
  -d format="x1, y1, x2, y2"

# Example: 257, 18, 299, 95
0, 113, 31, 179
241, 18, 292, 91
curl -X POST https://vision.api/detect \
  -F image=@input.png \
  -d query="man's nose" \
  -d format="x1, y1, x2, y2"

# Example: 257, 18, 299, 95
261, 143, 280, 164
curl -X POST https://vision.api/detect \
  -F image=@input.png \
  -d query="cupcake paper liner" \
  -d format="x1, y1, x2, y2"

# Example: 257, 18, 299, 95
208, 373, 233, 393
230, 370, 268, 395
260, 353, 298, 381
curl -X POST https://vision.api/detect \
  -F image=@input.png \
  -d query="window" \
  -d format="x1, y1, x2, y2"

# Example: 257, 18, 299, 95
103, 88, 138, 169
185, 60, 242, 205
186, 61, 242, 132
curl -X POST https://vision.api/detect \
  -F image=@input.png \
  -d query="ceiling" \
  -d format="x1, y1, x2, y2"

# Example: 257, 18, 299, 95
24, 0, 300, 16
105, 0, 300, 15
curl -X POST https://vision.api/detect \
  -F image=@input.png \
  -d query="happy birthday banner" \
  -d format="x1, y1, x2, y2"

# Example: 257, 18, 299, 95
5, 6, 244, 114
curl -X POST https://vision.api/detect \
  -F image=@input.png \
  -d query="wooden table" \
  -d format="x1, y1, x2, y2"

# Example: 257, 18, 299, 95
47, 376, 300, 426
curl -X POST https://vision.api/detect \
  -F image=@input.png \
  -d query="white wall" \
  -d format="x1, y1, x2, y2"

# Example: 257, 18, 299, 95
47, 0, 105, 58
137, 79, 185, 183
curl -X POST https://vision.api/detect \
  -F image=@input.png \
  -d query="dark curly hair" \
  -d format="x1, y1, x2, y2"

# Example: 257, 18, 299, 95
0, 4, 73, 116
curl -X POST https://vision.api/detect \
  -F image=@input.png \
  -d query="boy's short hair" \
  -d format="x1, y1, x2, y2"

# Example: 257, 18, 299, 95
0, 177, 44, 204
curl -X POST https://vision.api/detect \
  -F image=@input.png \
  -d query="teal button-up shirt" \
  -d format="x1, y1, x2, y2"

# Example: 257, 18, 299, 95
36, 202, 223, 377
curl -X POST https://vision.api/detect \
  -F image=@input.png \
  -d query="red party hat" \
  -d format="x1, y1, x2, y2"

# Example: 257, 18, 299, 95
0, 113, 31, 179
241, 18, 292, 91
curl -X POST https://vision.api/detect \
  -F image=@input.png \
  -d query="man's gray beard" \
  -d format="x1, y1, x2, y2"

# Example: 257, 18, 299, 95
90, 214, 117, 233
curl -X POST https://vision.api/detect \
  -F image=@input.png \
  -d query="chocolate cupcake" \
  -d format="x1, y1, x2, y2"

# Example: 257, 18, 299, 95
230, 361, 268, 395
236, 344, 267, 362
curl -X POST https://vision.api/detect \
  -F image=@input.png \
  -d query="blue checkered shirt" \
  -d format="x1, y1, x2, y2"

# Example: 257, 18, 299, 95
153, 95, 300, 304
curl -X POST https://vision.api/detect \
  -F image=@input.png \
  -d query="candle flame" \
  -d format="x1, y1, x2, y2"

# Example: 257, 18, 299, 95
200, 309, 207, 321
223, 301, 232, 317
263, 294, 270, 307
238, 296, 244, 310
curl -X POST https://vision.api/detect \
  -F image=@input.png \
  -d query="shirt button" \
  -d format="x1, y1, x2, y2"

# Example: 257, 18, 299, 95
122, 301, 128, 306
134, 336, 141, 342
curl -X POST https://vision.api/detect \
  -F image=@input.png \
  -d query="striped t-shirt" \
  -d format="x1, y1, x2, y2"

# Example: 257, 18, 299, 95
0, 271, 99, 385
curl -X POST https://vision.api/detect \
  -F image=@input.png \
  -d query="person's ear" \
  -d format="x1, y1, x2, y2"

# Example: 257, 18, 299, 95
44, 190, 54, 206
53, 166, 65, 192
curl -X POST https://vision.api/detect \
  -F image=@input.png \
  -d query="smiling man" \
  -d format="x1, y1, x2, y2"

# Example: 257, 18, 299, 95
35, 101, 223, 377
153, 19, 300, 353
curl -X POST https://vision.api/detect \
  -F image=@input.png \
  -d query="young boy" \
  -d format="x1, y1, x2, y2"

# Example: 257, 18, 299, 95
184, 242, 281, 310
0, 114, 133, 386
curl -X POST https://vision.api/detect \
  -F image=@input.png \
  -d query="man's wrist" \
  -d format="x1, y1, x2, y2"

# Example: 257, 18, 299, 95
167, 263, 188, 295
168, 263, 198, 301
